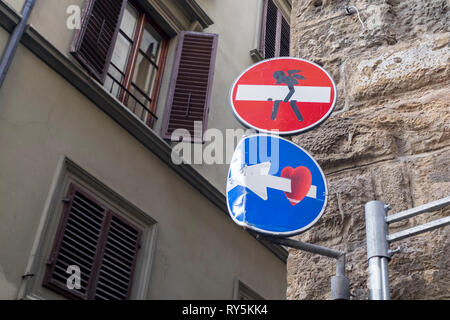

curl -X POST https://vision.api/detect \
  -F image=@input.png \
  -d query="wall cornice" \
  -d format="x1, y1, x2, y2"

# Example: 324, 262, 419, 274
176, 0, 214, 28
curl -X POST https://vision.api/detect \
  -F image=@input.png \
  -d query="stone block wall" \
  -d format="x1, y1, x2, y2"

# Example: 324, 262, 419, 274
288, 0, 449, 299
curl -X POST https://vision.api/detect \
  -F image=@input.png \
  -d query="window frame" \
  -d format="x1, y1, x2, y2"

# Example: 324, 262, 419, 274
17, 157, 158, 301
42, 183, 143, 300
108, 0, 170, 128
259, 0, 291, 59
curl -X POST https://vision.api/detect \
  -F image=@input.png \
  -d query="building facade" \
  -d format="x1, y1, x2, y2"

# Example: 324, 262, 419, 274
287, 0, 449, 299
0, 0, 292, 300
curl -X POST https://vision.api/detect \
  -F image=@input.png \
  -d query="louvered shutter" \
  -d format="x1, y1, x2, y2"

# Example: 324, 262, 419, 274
162, 31, 219, 142
44, 185, 141, 300
71, 0, 127, 83
44, 186, 108, 299
279, 16, 290, 56
264, 0, 278, 59
94, 214, 141, 300
261, 0, 290, 59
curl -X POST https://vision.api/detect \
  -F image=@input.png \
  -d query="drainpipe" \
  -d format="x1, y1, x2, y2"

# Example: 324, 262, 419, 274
0, 0, 36, 89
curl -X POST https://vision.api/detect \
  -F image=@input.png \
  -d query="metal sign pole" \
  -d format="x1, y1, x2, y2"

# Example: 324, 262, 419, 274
227, 58, 344, 300
364, 200, 391, 300
255, 233, 350, 300
364, 196, 450, 300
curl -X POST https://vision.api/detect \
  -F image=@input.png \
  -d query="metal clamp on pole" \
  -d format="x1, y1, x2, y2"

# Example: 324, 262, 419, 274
255, 233, 350, 300
331, 254, 350, 300
364, 200, 391, 300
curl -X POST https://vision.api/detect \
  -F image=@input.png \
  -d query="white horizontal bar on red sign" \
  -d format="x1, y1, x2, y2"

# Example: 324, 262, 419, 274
235, 85, 331, 103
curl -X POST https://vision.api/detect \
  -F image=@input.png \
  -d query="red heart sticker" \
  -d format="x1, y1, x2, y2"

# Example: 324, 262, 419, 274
280, 166, 312, 205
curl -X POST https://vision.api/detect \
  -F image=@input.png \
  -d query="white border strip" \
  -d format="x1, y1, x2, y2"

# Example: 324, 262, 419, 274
235, 85, 331, 103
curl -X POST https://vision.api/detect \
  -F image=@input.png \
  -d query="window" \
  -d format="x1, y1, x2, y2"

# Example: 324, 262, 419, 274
71, 0, 168, 126
18, 157, 157, 301
233, 280, 265, 300
260, 0, 290, 59
43, 184, 142, 300
161, 31, 218, 142
105, 2, 168, 126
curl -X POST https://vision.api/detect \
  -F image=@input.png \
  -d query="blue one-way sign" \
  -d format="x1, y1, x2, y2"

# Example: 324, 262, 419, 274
226, 134, 328, 236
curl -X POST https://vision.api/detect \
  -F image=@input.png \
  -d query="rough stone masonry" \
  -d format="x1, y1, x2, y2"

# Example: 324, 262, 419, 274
288, 0, 449, 299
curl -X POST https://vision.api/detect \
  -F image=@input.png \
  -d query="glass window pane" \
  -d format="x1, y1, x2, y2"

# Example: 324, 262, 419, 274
139, 23, 162, 62
110, 3, 138, 73
111, 34, 132, 73
132, 53, 158, 100
105, 3, 138, 99
106, 33, 132, 99
105, 66, 125, 99
130, 22, 163, 101
120, 3, 139, 39
127, 84, 151, 122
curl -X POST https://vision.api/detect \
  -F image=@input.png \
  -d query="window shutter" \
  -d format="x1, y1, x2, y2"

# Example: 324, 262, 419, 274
71, 0, 127, 83
44, 185, 141, 300
261, 0, 290, 59
279, 16, 290, 56
94, 214, 141, 300
162, 31, 219, 142
264, 0, 278, 59
44, 187, 108, 299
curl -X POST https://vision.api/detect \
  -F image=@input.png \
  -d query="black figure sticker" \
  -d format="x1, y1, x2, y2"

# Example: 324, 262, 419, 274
269, 70, 305, 122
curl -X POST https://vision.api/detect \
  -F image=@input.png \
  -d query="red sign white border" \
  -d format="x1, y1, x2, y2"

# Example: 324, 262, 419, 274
229, 57, 338, 136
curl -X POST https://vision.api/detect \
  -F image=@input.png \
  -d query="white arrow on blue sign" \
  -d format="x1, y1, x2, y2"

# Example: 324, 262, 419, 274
226, 134, 328, 236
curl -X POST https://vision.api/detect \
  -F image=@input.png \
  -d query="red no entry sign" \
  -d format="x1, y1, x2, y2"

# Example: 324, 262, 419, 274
229, 57, 337, 135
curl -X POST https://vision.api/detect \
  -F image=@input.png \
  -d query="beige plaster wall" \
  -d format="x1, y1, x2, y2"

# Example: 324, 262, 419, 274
3, 0, 268, 194
0, 26, 286, 299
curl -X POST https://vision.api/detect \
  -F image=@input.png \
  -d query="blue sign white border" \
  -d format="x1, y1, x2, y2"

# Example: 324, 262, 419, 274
226, 133, 329, 237
228, 57, 338, 136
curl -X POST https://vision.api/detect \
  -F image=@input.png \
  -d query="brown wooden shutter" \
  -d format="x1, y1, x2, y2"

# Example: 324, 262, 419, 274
261, 0, 290, 59
162, 31, 219, 142
71, 0, 127, 83
264, 0, 278, 59
43, 186, 108, 299
93, 214, 141, 300
279, 16, 290, 56
44, 184, 141, 300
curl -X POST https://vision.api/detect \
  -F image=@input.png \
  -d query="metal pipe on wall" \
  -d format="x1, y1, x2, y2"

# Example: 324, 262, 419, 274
255, 233, 350, 300
0, 0, 36, 89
